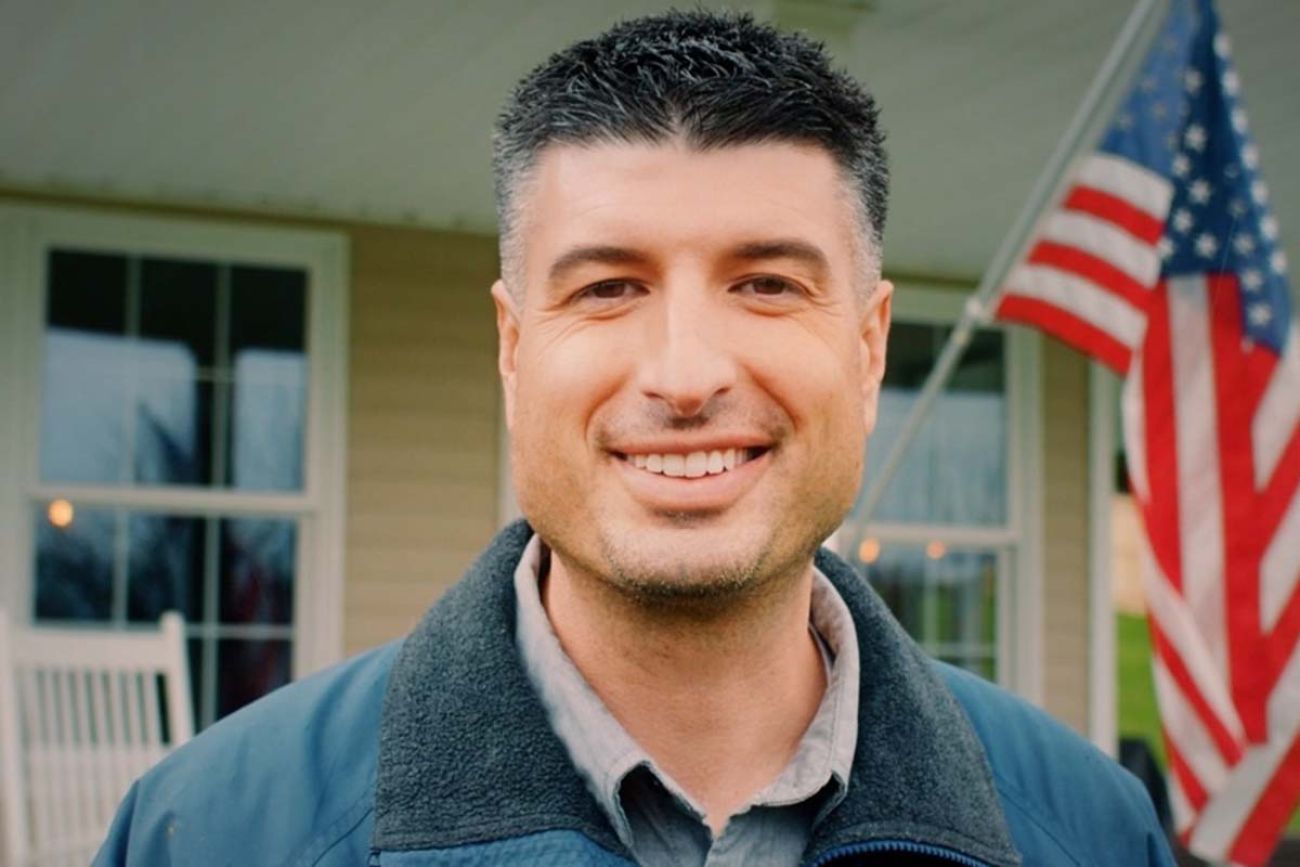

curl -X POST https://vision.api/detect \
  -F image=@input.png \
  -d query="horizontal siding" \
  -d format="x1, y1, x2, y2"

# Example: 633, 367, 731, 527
1040, 337, 1091, 735
344, 225, 501, 654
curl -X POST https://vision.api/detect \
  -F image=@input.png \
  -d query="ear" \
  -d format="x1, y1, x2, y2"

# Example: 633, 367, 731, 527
859, 279, 893, 434
491, 279, 521, 429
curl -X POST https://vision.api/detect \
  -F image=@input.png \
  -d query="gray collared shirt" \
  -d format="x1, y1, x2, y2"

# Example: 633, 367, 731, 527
515, 536, 860, 866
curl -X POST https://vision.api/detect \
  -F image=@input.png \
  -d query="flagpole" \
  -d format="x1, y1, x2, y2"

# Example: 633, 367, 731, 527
857, 0, 1169, 524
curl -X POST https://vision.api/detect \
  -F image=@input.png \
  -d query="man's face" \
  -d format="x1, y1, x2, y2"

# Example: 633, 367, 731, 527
494, 140, 891, 601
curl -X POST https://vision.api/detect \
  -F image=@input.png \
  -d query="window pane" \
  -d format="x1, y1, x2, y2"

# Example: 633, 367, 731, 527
854, 323, 1008, 526
187, 637, 206, 730
127, 514, 206, 623
133, 376, 214, 486
34, 502, 116, 621
226, 359, 306, 491
40, 334, 132, 484
230, 265, 306, 354
46, 249, 127, 335
860, 542, 998, 680
226, 265, 308, 492
217, 639, 291, 718
219, 518, 295, 625
139, 258, 218, 369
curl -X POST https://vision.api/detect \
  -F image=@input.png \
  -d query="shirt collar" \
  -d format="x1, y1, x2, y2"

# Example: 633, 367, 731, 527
513, 534, 860, 844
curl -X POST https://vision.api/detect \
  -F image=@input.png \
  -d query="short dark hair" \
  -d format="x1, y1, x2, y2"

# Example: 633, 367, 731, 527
492, 10, 888, 282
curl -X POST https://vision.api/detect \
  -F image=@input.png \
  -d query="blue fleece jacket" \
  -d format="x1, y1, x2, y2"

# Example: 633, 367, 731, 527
96, 522, 1174, 866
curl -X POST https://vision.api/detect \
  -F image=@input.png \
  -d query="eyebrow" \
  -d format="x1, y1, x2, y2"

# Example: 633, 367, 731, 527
544, 238, 832, 284
547, 246, 653, 283
729, 239, 831, 277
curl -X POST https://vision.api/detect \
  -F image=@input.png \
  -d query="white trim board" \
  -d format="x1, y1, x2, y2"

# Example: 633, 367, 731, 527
1088, 363, 1119, 754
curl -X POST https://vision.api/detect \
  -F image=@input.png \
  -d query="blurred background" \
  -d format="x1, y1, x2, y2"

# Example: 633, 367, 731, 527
0, 0, 1295, 856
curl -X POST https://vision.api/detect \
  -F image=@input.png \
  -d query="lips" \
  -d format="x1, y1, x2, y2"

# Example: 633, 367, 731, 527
610, 444, 773, 512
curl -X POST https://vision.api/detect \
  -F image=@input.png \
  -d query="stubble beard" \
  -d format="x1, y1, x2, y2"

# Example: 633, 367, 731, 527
576, 498, 845, 619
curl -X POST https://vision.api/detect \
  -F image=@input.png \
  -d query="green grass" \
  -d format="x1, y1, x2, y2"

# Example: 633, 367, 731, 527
1116, 613, 1300, 835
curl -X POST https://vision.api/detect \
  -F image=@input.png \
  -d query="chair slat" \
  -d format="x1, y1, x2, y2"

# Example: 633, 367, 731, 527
0, 613, 194, 866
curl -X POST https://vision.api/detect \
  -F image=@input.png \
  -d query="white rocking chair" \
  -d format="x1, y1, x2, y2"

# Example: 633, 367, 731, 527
0, 610, 193, 867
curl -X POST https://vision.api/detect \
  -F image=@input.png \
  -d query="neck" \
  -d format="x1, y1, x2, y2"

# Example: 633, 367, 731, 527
541, 547, 826, 833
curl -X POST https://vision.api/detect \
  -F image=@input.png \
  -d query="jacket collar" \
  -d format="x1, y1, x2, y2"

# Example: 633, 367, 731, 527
373, 521, 1020, 866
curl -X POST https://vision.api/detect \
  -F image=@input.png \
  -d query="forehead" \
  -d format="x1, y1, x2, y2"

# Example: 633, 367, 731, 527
514, 140, 861, 281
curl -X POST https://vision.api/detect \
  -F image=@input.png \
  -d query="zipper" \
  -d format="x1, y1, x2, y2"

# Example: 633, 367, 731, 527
809, 839, 991, 866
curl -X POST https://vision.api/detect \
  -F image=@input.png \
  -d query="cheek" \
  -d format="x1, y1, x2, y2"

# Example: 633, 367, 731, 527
512, 326, 628, 449
748, 326, 866, 440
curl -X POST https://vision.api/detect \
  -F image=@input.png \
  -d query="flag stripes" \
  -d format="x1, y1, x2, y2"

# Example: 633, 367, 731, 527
993, 0, 1300, 860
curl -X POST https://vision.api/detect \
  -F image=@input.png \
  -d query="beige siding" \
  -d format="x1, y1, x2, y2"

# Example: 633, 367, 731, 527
1039, 337, 1091, 735
344, 226, 501, 653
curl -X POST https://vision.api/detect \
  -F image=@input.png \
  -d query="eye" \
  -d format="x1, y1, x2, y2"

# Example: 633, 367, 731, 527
576, 280, 644, 302
733, 275, 803, 298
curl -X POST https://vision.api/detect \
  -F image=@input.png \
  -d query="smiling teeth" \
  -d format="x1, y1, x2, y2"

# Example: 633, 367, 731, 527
630, 449, 749, 477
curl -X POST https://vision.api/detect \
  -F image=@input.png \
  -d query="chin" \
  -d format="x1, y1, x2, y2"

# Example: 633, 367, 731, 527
592, 518, 794, 605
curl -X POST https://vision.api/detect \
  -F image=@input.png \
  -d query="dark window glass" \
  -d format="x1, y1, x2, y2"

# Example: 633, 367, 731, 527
127, 514, 206, 623
40, 345, 131, 484
853, 323, 1008, 526
46, 250, 127, 334
864, 544, 998, 681
219, 518, 295, 625
186, 637, 205, 730
230, 266, 306, 354
34, 503, 116, 621
133, 378, 214, 486
217, 639, 291, 718
42, 250, 133, 484
226, 375, 305, 491
139, 258, 218, 369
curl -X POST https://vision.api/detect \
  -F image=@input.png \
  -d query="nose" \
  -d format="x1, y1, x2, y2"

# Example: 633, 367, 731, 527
635, 287, 737, 418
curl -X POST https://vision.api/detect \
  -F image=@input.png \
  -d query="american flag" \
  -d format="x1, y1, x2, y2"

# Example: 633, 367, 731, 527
994, 0, 1300, 863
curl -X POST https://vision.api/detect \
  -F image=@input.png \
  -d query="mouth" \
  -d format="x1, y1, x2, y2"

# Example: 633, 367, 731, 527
614, 447, 770, 479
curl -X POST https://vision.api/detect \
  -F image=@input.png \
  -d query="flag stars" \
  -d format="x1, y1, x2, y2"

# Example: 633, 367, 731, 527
1116, 113, 1135, 132
1172, 153, 1191, 178
1157, 236, 1175, 260
1189, 179, 1213, 205
1230, 199, 1248, 219
1183, 68, 1203, 93
1242, 144, 1259, 170
1261, 215, 1279, 241
1195, 233, 1219, 258
1252, 180, 1270, 205
1233, 233, 1256, 255
1242, 269, 1264, 292
1172, 209, 1195, 233
1248, 303, 1273, 327
1140, 75, 1158, 93
1272, 250, 1290, 275
1222, 69, 1240, 97
1184, 124, 1207, 151
1215, 33, 1232, 58
1232, 107, 1248, 134
1152, 101, 1168, 120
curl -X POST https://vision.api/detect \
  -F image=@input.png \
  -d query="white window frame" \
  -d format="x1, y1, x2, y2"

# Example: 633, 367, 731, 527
1088, 362, 1120, 753
0, 204, 350, 690
862, 282, 1043, 701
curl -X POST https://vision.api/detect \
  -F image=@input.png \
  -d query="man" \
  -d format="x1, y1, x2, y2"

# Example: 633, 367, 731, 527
98, 11, 1173, 866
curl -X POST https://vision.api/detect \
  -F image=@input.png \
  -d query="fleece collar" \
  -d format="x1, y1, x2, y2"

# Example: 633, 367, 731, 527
372, 521, 1020, 866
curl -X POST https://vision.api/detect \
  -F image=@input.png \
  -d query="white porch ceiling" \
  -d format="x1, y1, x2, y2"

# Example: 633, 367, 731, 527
0, 0, 1295, 279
